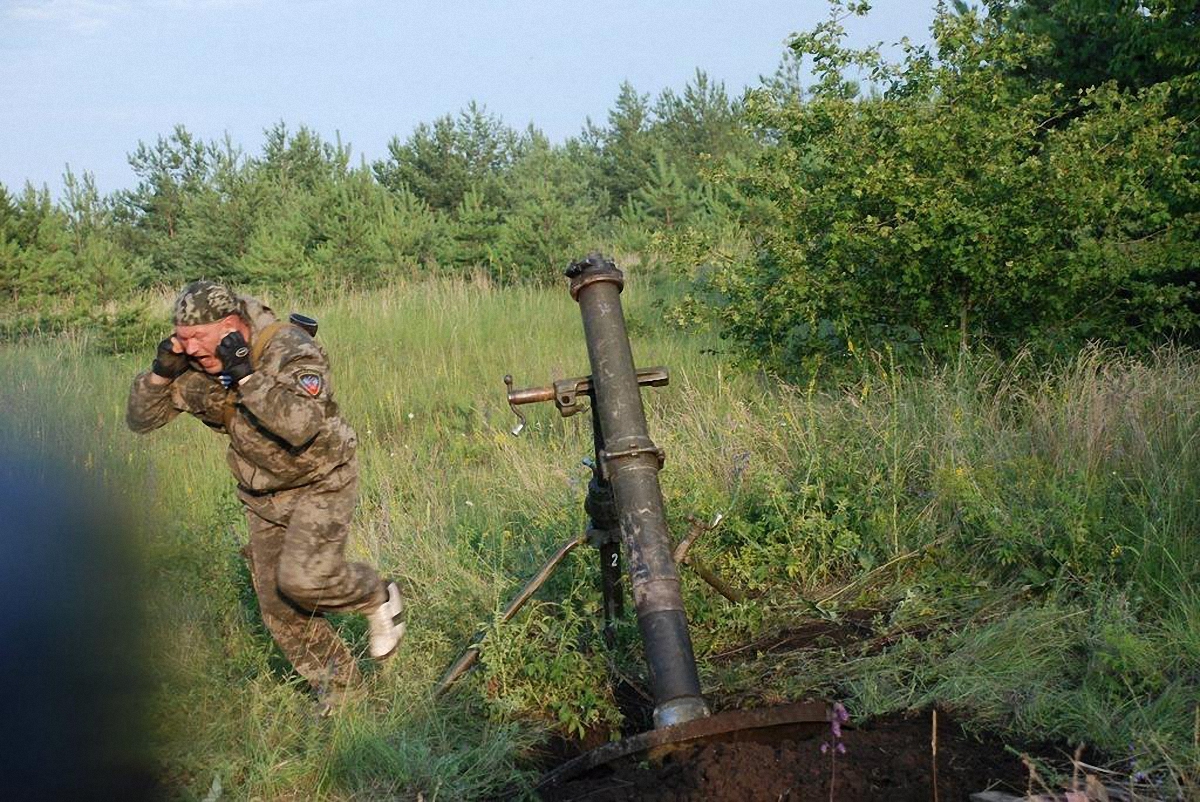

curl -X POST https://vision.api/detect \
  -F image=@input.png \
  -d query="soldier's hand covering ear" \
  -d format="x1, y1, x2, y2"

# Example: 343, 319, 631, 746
151, 337, 188, 380
216, 331, 254, 388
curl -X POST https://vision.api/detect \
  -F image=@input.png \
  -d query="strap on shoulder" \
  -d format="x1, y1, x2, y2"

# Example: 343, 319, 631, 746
250, 321, 291, 368
223, 320, 303, 429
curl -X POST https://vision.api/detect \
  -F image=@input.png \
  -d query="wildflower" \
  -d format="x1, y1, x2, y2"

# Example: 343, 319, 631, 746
821, 701, 850, 756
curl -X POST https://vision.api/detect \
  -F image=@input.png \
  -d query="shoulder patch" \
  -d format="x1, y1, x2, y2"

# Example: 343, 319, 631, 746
297, 371, 323, 397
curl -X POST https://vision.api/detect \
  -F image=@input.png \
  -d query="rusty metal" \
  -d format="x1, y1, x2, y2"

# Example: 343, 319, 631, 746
671, 515, 719, 565
687, 560, 746, 603
504, 364, 669, 648
434, 532, 586, 697
566, 252, 708, 729
673, 514, 746, 603
471, 253, 708, 729
600, 442, 666, 473
567, 265, 625, 301
504, 367, 668, 435
535, 701, 832, 791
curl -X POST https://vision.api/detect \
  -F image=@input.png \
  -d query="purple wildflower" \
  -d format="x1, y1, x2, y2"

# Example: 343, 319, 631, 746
821, 701, 850, 756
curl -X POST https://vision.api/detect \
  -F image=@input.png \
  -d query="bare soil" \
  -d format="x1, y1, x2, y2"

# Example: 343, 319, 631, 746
537, 707, 1042, 801
532, 609, 1077, 801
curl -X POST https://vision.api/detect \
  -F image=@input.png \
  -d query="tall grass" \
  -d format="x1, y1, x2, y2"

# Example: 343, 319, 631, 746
1, 276, 1196, 798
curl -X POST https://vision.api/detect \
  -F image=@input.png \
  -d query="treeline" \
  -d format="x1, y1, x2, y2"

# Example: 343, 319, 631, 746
0, 70, 753, 323
3, 0, 1199, 372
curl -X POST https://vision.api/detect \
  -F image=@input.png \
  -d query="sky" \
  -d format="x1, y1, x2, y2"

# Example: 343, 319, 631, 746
0, 0, 938, 197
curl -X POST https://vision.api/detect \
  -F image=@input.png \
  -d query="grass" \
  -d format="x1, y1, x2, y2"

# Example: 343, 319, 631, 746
1, 274, 1197, 798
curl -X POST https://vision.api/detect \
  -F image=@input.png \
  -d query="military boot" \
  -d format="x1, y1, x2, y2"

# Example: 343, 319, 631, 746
367, 581, 406, 659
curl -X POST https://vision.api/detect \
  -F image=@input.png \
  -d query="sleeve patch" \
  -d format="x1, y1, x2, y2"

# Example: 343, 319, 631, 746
297, 371, 323, 397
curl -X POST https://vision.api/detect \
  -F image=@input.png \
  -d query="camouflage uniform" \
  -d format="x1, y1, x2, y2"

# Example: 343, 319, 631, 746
127, 285, 383, 693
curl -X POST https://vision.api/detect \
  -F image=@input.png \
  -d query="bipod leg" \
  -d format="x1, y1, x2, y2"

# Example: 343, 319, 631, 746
686, 559, 745, 603
435, 531, 586, 698
598, 539, 623, 647
587, 405, 624, 648
673, 514, 746, 604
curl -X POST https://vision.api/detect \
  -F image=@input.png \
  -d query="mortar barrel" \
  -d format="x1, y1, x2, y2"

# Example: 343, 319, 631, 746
566, 252, 709, 729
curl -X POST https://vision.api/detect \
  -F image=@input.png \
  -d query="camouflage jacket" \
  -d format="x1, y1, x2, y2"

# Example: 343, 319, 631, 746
126, 297, 357, 493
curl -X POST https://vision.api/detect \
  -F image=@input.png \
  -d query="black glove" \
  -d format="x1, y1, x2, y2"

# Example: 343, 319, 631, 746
151, 337, 188, 380
216, 331, 254, 388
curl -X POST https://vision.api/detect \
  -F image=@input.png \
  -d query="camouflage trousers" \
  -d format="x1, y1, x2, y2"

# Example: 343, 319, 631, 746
237, 459, 385, 692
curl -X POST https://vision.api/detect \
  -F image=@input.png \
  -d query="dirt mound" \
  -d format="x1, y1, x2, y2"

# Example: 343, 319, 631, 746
538, 709, 1037, 801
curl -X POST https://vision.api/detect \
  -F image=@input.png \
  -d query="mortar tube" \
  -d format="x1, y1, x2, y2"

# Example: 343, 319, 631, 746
567, 253, 709, 728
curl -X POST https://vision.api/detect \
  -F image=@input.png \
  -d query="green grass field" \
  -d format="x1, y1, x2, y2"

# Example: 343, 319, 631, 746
2, 275, 1197, 799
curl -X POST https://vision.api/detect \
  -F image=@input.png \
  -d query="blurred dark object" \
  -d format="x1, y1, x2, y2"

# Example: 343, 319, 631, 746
0, 448, 158, 801
288, 312, 318, 337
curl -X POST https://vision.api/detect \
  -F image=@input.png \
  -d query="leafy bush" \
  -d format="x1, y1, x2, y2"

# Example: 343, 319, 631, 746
682, 2, 1200, 376
479, 597, 621, 740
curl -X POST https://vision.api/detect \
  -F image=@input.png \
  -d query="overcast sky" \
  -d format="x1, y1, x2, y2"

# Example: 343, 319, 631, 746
0, 0, 938, 197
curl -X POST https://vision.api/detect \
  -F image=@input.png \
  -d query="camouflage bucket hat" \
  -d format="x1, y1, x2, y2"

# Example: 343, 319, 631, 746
173, 280, 240, 326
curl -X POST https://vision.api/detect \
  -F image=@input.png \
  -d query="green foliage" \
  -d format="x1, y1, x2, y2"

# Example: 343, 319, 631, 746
114, 125, 224, 285
2, 69, 753, 329
7, 5, 1200, 369
581, 73, 755, 220
479, 596, 622, 740
260, 122, 351, 192
5, 8, 1200, 792
226, 125, 442, 289
844, 590, 1198, 795
439, 187, 502, 273
62, 124, 449, 299
580, 82, 657, 215
373, 102, 527, 212
683, 2, 1200, 375
0, 184, 77, 305
0, 174, 141, 340
239, 193, 316, 285
92, 302, 164, 355
488, 138, 605, 284
991, 0, 1200, 95
654, 69, 757, 185
625, 150, 705, 229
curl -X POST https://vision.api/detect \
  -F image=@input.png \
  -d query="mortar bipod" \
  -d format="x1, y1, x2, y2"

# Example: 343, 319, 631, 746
504, 366, 669, 649
503, 367, 669, 436
435, 368, 670, 698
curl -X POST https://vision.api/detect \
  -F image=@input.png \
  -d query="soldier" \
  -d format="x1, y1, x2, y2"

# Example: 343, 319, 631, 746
127, 279, 404, 710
